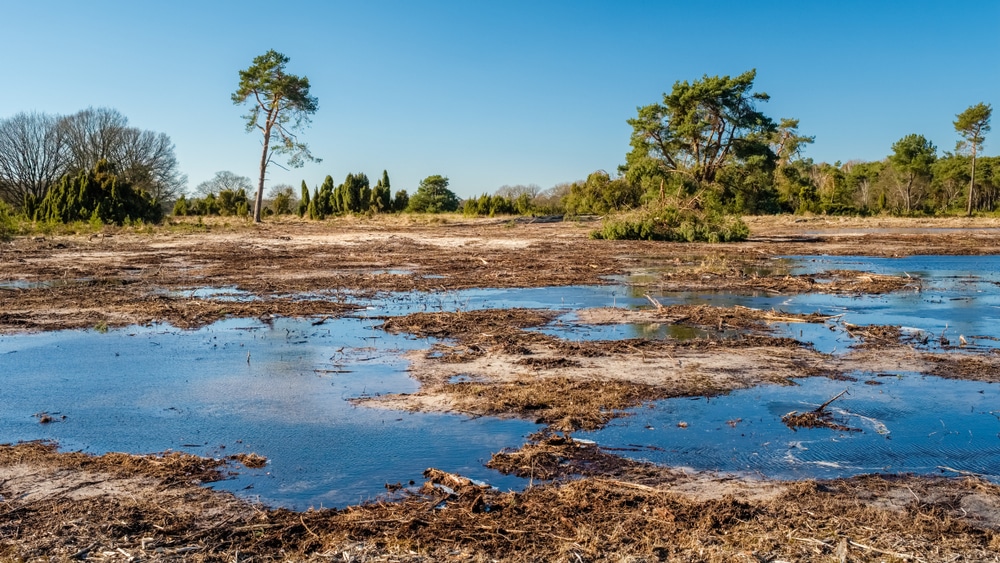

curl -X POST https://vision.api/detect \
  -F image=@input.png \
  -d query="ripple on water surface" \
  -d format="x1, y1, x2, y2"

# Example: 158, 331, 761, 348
578, 373, 1000, 482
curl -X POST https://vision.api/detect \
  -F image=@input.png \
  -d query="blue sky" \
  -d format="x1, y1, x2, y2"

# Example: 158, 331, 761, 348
2, 1, 997, 199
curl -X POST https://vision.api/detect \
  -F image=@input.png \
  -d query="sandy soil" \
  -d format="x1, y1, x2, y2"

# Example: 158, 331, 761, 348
4, 215, 1000, 561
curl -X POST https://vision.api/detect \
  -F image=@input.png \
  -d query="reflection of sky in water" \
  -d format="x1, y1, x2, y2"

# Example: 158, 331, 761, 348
0, 318, 536, 509
580, 374, 1000, 483
3, 255, 1000, 506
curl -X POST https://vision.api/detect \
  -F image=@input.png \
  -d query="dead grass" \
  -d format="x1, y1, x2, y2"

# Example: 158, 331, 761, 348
448, 375, 665, 431
3, 441, 999, 562
924, 352, 1000, 382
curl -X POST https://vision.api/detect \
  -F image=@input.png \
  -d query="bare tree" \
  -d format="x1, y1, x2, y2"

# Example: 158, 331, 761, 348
0, 112, 69, 207
195, 170, 253, 196
59, 107, 186, 203
494, 184, 541, 200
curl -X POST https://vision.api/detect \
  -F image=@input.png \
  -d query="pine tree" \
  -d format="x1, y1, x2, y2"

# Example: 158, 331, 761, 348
298, 181, 310, 217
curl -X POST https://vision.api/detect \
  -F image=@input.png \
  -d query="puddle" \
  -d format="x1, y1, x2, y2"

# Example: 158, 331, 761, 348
0, 318, 536, 509
622, 257, 797, 285
534, 312, 710, 342
578, 374, 1000, 482
165, 286, 258, 301
0, 279, 93, 290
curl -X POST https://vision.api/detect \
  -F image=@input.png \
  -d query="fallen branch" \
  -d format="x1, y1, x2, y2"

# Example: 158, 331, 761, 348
815, 389, 849, 413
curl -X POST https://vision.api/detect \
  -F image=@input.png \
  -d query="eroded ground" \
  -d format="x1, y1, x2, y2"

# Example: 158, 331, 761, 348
4, 215, 1000, 561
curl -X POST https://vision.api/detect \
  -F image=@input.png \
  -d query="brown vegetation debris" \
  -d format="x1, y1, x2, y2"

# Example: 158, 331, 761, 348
782, 410, 859, 432
3, 441, 1000, 561
0, 279, 360, 332
924, 353, 1000, 383
0, 440, 228, 484
380, 308, 556, 340
228, 452, 268, 469
579, 303, 831, 332
448, 375, 664, 431
512, 356, 583, 369
488, 433, 682, 484
782, 390, 860, 432
640, 265, 919, 295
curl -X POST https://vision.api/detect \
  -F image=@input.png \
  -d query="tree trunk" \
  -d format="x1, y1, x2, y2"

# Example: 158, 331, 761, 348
967, 145, 977, 217
254, 122, 272, 223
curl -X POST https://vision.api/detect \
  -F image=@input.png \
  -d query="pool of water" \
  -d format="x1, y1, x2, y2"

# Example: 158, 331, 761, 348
0, 318, 536, 509
579, 373, 1000, 481
4, 255, 1000, 506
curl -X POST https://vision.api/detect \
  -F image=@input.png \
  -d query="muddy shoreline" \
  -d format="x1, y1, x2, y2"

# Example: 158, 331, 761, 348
4, 215, 1000, 561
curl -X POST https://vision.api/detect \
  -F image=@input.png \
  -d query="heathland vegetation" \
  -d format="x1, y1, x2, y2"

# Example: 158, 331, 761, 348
0, 57, 992, 243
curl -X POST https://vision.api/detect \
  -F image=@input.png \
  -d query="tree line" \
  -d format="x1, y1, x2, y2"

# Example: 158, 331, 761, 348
2, 56, 993, 240
564, 72, 993, 224
0, 107, 185, 212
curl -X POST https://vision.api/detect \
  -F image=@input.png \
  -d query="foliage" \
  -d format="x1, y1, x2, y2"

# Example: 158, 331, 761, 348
298, 181, 310, 217
392, 189, 409, 212
888, 134, 936, 214
29, 160, 162, 225
268, 185, 295, 215
0, 200, 17, 241
563, 171, 643, 215
623, 69, 776, 187
0, 108, 185, 209
954, 103, 992, 215
371, 170, 392, 212
233, 50, 320, 222
172, 189, 249, 217
590, 200, 749, 242
334, 173, 370, 214
195, 171, 252, 196
59, 108, 186, 204
463, 193, 517, 216
407, 175, 459, 213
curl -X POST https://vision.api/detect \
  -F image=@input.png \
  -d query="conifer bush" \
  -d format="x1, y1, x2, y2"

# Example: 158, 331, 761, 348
29, 161, 162, 226
590, 202, 749, 242
0, 201, 17, 241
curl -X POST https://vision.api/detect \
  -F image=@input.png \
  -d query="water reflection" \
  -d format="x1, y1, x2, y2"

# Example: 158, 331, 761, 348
3, 255, 1000, 505
0, 318, 536, 509
579, 374, 1000, 482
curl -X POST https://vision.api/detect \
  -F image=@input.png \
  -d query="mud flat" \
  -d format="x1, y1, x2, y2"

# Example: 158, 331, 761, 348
3, 216, 1000, 561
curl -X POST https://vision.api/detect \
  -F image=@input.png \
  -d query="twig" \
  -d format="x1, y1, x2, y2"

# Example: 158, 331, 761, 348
815, 389, 849, 413
593, 478, 663, 493
300, 514, 320, 539
847, 540, 924, 561
790, 536, 832, 548
937, 465, 985, 478
644, 294, 664, 311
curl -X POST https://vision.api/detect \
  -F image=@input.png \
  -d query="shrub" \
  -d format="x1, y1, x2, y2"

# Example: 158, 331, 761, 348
0, 201, 18, 241
590, 203, 749, 242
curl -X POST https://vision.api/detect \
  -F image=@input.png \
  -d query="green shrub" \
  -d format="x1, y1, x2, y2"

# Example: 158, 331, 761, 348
0, 201, 18, 241
590, 204, 749, 242
33, 160, 162, 226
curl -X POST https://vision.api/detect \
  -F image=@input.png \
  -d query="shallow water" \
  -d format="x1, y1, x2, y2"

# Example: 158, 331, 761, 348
580, 374, 1000, 481
3, 255, 1000, 506
0, 318, 536, 509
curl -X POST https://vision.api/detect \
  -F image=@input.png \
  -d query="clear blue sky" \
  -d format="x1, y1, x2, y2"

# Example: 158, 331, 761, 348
2, 0, 997, 199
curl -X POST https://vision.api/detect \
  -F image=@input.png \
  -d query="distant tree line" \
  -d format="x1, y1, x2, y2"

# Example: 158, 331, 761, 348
0, 107, 185, 217
569, 73, 993, 222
